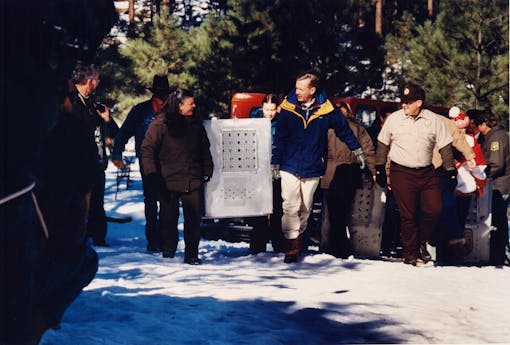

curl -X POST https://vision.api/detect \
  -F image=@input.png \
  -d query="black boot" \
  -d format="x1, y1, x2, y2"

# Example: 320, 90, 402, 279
184, 256, 202, 265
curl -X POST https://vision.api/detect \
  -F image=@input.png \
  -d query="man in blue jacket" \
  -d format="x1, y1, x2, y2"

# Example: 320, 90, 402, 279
112, 75, 173, 252
272, 72, 366, 263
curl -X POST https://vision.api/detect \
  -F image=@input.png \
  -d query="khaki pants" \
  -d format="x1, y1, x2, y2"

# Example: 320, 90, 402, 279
280, 171, 320, 240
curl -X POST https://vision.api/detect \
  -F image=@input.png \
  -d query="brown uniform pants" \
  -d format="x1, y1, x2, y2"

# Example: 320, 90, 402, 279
390, 162, 442, 260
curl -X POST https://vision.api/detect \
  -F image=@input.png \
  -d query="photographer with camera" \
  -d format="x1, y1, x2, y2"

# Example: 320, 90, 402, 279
71, 61, 116, 247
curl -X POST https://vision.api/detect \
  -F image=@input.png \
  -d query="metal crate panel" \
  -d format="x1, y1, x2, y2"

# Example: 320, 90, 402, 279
221, 129, 258, 172
347, 181, 385, 258
204, 118, 272, 218
464, 179, 493, 263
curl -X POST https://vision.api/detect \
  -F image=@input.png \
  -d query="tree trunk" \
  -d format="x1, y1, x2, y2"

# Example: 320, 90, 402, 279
428, 0, 433, 17
128, 0, 135, 38
129, 0, 135, 24
475, 19, 482, 108
375, 0, 383, 36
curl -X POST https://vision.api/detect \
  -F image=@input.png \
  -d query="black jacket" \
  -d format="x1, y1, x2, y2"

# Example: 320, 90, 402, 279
71, 89, 116, 171
35, 110, 98, 258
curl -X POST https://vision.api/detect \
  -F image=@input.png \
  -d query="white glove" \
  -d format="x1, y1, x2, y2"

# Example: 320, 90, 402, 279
271, 164, 281, 180
353, 148, 366, 170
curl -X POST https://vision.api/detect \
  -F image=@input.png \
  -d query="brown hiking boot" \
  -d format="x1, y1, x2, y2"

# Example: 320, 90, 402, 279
284, 238, 300, 263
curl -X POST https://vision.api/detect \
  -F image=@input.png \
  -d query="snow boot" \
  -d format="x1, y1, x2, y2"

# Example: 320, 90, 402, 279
284, 238, 300, 263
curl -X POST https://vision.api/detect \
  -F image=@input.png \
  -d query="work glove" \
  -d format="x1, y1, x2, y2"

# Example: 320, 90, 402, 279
145, 173, 163, 190
375, 164, 387, 188
112, 159, 125, 170
445, 169, 458, 192
271, 164, 281, 180
353, 148, 366, 170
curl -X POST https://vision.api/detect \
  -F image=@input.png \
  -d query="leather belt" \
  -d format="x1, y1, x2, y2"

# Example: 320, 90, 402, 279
391, 161, 432, 170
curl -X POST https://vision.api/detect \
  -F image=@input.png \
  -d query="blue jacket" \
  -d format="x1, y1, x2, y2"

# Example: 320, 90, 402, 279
271, 90, 361, 178
112, 99, 155, 162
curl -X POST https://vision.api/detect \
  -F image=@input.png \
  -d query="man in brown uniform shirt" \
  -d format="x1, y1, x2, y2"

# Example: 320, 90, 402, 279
375, 83, 457, 266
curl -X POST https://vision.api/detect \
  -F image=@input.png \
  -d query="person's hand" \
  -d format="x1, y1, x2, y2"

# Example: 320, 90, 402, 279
352, 148, 366, 170
375, 164, 387, 188
96, 103, 110, 122
271, 164, 281, 180
466, 158, 476, 170
112, 159, 125, 169
445, 169, 458, 192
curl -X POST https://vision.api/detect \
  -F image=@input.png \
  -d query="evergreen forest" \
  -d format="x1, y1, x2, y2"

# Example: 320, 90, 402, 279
99, 0, 509, 127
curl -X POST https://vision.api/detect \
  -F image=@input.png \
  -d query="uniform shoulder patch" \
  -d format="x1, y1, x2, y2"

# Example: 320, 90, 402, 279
490, 141, 499, 151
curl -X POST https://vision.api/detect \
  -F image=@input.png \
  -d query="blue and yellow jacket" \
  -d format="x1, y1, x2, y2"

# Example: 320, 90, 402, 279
271, 90, 361, 178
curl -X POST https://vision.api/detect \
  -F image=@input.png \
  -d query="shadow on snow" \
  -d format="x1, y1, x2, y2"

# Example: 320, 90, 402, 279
41, 287, 408, 345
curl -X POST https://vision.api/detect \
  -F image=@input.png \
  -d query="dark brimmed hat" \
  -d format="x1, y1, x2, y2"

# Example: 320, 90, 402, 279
147, 75, 172, 95
401, 83, 425, 104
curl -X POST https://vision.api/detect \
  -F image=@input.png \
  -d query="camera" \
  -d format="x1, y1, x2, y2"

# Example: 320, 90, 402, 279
94, 102, 106, 113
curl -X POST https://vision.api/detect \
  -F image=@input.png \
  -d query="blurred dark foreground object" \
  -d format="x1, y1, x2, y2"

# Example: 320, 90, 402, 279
0, 0, 117, 343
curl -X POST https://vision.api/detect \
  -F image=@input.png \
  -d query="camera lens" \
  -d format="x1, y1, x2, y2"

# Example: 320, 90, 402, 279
95, 103, 105, 112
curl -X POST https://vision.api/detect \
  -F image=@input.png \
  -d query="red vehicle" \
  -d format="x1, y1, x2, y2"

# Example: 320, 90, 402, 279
229, 92, 448, 127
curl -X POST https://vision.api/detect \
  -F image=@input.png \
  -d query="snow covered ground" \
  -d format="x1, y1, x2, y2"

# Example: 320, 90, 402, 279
39, 161, 510, 345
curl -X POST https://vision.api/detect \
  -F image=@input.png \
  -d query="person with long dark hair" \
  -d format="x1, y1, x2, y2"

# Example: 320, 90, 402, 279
249, 94, 286, 254
141, 89, 213, 265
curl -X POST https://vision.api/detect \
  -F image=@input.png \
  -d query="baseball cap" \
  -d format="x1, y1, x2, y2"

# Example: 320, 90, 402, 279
401, 83, 425, 104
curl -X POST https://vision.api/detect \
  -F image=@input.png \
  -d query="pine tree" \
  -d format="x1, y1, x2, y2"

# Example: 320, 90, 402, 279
192, 0, 386, 116
191, 0, 280, 117
269, 0, 384, 96
379, 12, 417, 100
103, 8, 195, 122
397, 0, 508, 124
439, 0, 508, 122
173, 0, 226, 27
405, 18, 456, 104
